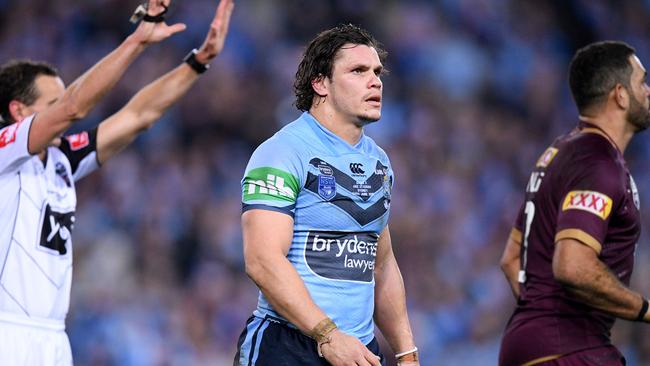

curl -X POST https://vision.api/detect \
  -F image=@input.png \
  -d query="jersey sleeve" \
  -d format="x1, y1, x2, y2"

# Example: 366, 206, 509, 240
555, 158, 623, 254
58, 128, 100, 182
0, 115, 35, 175
511, 201, 525, 243
241, 135, 305, 217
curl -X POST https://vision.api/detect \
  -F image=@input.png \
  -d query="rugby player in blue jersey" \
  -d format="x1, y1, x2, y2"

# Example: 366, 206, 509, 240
235, 24, 418, 366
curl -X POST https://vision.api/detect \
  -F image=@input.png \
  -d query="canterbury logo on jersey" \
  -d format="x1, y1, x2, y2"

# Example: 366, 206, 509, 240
349, 163, 365, 175
242, 167, 300, 203
305, 231, 378, 282
305, 159, 392, 226
562, 190, 613, 220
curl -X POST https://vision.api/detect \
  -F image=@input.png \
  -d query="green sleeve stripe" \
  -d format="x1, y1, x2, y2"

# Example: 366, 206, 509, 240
242, 167, 300, 203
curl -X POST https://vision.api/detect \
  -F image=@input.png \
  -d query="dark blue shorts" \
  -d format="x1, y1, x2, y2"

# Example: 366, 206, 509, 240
233, 315, 386, 366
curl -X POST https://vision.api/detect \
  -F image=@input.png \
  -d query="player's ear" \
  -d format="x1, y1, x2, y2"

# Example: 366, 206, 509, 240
311, 74, 328, 97
613, 83, 629, 110
8, 100, 29, 122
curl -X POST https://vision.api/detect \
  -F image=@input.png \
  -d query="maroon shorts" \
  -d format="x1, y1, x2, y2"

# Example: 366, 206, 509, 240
505, 346, 625, 366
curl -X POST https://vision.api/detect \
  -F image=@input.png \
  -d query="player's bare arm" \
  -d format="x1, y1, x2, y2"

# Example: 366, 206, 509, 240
372, 226, 419, 366
27, 0, 186, 155
242, 209, 381, 366
500, 230, 522, 299
96, 0, 234, 164
553, 238, 648, 321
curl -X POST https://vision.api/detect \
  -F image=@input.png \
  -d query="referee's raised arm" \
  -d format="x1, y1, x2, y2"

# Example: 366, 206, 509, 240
95, 0, 234, 164
27, 0, 185, 155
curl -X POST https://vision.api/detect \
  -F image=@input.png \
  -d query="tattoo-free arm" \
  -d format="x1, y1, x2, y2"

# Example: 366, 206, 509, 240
500, 235, 521, 299
242, 209, 381, 366
373, 226, 417, 363
553, 238, 647, 320
95, 0, 234, 163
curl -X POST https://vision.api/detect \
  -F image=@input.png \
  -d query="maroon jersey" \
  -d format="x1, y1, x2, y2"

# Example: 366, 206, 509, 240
499, 123, 641, 366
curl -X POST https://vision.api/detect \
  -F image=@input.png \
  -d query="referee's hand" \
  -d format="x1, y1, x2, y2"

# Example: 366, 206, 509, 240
194, 0, 235, 65
131, 0, 187, 45
321, 329, 382, 366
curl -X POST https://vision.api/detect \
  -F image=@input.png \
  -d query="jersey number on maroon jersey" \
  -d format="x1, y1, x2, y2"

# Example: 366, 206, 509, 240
39, 204, 75, 255
518, 201, 535, 283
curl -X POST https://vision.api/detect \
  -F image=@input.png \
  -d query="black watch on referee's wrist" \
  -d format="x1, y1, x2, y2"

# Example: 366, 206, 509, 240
183, 49, 209, 74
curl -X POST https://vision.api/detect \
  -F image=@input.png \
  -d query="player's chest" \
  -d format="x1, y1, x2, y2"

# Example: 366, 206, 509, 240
20, 156, 77, 210
296, 154, 392, 229
612, 174, 641, 231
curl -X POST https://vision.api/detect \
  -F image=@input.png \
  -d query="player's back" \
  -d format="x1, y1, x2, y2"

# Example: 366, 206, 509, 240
500, 123, 640, 365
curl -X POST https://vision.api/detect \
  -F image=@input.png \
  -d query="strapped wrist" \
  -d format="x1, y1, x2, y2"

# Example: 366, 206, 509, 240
309, 317, 337, 357
396, 346, 419, 363
183, 49, 210, 74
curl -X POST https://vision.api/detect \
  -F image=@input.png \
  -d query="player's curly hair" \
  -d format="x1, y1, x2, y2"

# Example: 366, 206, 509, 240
569, 41, 636, 114
0, 59, 59, 126
294, 24, 387, 112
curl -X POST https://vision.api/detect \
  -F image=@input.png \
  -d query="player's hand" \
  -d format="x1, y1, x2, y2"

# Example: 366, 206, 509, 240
131, 0, 187, 45
320, 329, 382, 366
397, 361, 419, 366
195, 0, 235, 64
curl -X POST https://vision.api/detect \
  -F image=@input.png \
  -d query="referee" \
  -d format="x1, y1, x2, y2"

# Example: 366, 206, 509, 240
0, 1, 233, 364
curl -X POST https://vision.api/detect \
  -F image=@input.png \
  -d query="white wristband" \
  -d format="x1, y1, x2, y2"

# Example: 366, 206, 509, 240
395, 346, 418, 358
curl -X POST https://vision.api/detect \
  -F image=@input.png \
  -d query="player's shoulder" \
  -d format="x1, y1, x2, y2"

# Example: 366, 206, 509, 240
246, 118, 312, 172
255, 125, 306, 158
555, 131, 627, 189
549, 131, 619, 173
564, 131, 618, 160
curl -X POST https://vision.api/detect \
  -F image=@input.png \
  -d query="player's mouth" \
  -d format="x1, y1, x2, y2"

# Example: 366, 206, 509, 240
365, 95, 382, 106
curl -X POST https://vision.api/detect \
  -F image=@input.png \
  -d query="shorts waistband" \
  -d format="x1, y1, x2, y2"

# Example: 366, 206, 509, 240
0, 311, 65, 331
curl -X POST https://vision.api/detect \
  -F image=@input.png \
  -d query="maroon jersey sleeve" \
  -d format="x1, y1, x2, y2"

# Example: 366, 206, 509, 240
511, 202, 525, 243
555, 156, 624, 253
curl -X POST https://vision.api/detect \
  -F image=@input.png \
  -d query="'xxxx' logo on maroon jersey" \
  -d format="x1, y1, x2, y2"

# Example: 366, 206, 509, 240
562, 190, 613, 220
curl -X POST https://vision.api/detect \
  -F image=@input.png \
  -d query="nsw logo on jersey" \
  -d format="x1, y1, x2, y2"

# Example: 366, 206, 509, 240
305, 231, 378, 282
243, 167, 299, 203
562, 190, 613, 220
318, 175, 336, 200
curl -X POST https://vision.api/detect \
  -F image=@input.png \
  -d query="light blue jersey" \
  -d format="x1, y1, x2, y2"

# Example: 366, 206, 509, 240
241, 112, 393, 345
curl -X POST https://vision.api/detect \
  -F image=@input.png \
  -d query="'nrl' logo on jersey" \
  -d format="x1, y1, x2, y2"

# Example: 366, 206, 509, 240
243, 167, 300, 202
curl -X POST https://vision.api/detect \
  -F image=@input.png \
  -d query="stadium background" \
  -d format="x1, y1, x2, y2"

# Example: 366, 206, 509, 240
3, 0, 650, 364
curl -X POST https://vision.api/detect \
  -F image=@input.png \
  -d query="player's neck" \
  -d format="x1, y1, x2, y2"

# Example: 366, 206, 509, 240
310, 107, 363, 145
578, 113, 634, 153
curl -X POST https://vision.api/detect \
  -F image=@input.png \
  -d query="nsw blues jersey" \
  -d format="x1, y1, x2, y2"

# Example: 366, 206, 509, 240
241, 112, 393, 344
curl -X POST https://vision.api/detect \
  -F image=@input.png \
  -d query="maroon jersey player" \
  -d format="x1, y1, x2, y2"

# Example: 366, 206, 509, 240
500, 41, 650, 366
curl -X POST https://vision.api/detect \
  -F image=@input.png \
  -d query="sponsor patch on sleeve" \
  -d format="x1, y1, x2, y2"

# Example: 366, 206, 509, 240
0, 122, 20, 148
562, 190, 613, 220
242, 167, 299, 203
536, 147, 558, 168
66, 131, 89, 151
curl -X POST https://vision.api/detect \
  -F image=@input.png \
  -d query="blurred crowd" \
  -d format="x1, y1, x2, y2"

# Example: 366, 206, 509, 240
4, 0, 650, 364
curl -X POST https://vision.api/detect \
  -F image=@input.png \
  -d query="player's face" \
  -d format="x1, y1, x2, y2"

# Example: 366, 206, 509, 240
326, 44, 383, 126
23, 75, 66, 116
625, 55, 650, 132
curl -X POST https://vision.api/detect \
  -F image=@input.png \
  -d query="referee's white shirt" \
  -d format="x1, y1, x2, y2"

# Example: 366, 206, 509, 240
0, 115, 98, 330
